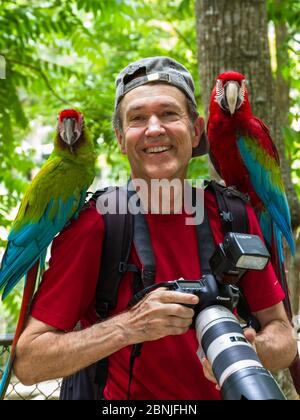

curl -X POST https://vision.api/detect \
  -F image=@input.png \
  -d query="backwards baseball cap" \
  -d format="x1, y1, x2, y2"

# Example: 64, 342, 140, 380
114, 56, 208, 157
115, 56, 197, 109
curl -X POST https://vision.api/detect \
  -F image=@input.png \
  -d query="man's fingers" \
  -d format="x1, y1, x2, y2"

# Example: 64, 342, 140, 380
202, 358, 221, 390
202, 358, 217, 383
244, 327, 257, 347
164, 303, 195, 318
167, 315, 193, 328
153, 290, 199, 305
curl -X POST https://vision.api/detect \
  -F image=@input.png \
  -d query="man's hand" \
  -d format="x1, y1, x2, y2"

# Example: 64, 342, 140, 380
124, 287, 199, 344
201, 327, 257, 390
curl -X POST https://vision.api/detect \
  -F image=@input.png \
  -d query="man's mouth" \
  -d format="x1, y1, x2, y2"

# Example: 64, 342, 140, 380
144, 145, 172, 154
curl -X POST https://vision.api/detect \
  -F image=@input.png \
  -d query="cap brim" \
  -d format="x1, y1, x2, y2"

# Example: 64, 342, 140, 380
192, 132, 209, 157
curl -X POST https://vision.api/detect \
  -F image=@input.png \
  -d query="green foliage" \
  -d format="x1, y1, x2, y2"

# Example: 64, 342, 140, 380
284, 126, 300, 197
267, 0, 300, 35
0, 0, 298, 328
267, 0, 300, 196
1, 286, 22, 332
0, 0, 209, 329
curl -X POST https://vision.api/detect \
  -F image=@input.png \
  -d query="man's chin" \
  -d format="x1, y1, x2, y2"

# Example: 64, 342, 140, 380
144, 168, 180, 182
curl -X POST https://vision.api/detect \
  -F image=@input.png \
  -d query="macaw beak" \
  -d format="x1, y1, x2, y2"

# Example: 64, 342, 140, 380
225, 82, 239, 115
62, 118, 79, 145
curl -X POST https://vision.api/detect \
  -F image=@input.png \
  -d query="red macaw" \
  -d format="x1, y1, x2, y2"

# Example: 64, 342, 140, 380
207, 71, 300, 395
207, 71, 295, 317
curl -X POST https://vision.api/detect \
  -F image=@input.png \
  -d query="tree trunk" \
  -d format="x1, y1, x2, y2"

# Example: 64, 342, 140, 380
273, 0, 300, 315
195, 0, 299, 225
195, 0, 299, 399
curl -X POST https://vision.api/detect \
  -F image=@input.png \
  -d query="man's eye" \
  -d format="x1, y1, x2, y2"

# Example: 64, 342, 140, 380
130, 115, 145, 122
161, 111, 178, 118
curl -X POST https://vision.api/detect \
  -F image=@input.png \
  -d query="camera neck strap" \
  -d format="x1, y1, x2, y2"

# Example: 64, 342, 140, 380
195, 204, 215, 276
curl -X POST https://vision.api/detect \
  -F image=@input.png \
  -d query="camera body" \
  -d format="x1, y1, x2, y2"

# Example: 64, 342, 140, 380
166, 276, 240, 318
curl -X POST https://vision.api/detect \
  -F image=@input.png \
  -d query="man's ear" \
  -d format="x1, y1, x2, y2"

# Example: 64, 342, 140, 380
115, 129, 126, 154
192, 116, 205, 148
191, 117, 209, 157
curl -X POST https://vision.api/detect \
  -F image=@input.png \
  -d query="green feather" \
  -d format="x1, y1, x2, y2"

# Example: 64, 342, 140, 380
13, 127, 96, 233
242, 136, 284, 192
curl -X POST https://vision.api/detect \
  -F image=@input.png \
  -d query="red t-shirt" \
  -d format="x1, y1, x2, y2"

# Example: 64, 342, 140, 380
30, 189, 284, 400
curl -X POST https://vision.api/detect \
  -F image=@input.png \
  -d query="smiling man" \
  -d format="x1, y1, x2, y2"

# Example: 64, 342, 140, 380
116, 84, 201, 183
13, 57, 296, 400
114, 58, 205, 184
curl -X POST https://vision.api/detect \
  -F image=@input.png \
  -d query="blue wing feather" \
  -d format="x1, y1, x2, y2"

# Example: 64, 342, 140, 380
258, 210, 272, 248
0, 193, 87, 299
238, 136, 295, 257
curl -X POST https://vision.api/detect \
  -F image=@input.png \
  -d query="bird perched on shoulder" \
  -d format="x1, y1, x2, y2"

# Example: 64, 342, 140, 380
207, 71, 295, 317
0, 109, 96, 299
207, 72, 300, 396
0, 109, 96, 398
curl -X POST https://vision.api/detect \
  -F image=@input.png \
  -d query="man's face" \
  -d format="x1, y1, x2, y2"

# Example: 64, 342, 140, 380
115, 84, 204, 182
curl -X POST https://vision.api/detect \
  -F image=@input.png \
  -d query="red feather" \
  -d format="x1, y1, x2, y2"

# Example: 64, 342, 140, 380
0, 263, 39, 399
207, 71, 300, 395
208, 72, 278, 209
58, 109, 81, 122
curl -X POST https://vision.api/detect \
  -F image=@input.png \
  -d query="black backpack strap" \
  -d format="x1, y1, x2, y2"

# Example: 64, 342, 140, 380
127, 180, 156, 288
93, 183, 156, 315
132, 214, 156, 287
195, 200, 215, 276
94, 186, 135, 318
125, 183, 156, 399
89, 186, 135, 399
93, 183, 156, 399
205, 180, 249, 234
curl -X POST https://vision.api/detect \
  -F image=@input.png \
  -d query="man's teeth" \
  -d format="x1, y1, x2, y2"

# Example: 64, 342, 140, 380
145, 146, 172, 154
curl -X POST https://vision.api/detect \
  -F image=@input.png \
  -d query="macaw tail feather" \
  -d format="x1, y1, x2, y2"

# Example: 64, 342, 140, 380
268, 200, 295, 257
270, 224, 293, 320
0, 361, 11, 400
0, 263, 39, 399
259, 208, 294, 319
259, 210, 272, 249
1, 245, 47, 300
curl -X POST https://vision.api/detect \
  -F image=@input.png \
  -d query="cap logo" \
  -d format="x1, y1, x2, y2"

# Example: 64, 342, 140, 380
147, 73, 160, 82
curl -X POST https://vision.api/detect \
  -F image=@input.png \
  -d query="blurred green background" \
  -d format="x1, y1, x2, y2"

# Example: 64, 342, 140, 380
0, 0, 299, 333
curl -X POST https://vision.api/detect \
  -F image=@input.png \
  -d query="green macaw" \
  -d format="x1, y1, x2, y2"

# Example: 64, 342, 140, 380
0, 109, 96, 397
0, 108, 96, 298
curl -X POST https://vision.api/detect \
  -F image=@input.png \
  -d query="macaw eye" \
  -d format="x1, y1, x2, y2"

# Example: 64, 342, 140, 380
215, 79, 227, 111
215, 79, 225, 106
239, 80, 246, 105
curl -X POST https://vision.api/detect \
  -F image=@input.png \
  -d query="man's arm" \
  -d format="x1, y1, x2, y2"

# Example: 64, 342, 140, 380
252, 301, 297, 371
14, 314, 129, 385
14, 289, 198, 385
202, 301, 297, 386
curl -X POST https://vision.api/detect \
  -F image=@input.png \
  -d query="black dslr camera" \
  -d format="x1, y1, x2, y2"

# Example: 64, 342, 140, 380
129, 232, 286, 400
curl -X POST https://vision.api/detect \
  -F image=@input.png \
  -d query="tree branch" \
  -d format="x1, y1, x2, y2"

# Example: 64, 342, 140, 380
167, 21, 195, 52
6, 58, 71, 106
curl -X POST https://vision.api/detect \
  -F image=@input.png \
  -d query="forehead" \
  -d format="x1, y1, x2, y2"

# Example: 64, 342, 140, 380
121, 83, 187, 114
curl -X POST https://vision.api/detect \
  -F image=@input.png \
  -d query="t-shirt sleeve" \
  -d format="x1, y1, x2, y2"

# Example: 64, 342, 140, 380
30, 203, 104, 331
239, 204, 285, 312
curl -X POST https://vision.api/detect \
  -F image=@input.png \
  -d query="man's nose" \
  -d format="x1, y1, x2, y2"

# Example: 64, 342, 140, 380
145, 115, 166, 137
